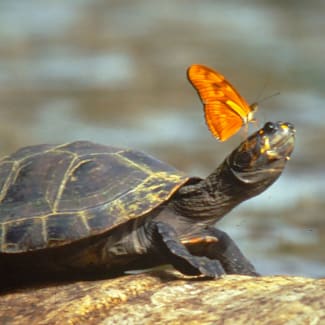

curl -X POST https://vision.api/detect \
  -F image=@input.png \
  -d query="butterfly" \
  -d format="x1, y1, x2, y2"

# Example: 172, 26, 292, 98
187, 64, 258, 142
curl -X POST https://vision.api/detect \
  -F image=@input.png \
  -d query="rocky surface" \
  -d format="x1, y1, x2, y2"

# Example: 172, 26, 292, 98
0, 272, 324, 324
0, 1, 324, 278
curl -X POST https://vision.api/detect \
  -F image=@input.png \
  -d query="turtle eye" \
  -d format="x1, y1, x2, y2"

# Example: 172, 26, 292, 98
264, 122, 277, 134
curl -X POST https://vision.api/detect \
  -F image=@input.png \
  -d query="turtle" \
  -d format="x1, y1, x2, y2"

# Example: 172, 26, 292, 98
0, 121, 295, 287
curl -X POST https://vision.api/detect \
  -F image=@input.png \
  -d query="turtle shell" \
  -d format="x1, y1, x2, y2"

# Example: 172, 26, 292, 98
0, 141, 189, 254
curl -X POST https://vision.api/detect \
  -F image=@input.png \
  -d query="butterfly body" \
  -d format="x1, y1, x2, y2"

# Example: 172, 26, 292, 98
187, 64, 257, 141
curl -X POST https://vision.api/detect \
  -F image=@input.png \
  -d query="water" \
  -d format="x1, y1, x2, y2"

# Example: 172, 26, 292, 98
0, 0, 324, 277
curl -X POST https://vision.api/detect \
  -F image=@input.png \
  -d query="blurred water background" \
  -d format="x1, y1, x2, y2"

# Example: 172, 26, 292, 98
0, 0, 324, 277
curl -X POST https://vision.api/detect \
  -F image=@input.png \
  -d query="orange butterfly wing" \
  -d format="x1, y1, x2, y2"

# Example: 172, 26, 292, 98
187, 64, 255, 141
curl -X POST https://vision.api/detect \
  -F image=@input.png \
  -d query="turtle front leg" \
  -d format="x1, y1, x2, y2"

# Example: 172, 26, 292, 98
153, 222, 225, 277
183, 227, 260, 276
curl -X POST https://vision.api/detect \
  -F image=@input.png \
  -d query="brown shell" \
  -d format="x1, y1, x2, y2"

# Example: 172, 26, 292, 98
0, 141, 189, 253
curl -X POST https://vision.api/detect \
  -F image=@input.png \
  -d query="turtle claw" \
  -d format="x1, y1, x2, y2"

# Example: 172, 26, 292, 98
196, 258, 225, 278
188, 227, 259, 276
155, 222, 225, 277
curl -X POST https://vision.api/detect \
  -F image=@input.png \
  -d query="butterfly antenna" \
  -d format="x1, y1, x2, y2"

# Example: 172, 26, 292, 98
257, 91, 281, 104
252, 75, 280, 105
253, 78, 270, 104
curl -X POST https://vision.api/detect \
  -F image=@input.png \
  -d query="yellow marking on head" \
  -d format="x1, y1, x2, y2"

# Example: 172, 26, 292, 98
281, 124, 289, 131
260, 137, 271, 154
265, 150, 280, 159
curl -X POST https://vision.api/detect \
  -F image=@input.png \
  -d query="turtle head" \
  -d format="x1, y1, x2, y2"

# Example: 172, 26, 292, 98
227, 121, 295, 188
170, 121, 295, 221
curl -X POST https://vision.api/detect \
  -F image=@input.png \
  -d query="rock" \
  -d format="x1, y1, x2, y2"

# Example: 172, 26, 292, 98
0, 272, 324, 324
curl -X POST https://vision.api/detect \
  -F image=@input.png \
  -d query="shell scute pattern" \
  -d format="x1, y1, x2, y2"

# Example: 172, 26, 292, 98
0, 141, 189, 253
3, 217, 45, 252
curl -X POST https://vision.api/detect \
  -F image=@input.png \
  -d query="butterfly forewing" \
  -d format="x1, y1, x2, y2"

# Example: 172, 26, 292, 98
187, 64, 256, 141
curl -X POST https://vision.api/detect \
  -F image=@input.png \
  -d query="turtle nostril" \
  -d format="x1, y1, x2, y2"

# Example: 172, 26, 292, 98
285, 122, 295, 131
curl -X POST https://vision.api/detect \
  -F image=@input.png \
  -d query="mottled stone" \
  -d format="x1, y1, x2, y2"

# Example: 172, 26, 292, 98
0, 272, 324, 324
